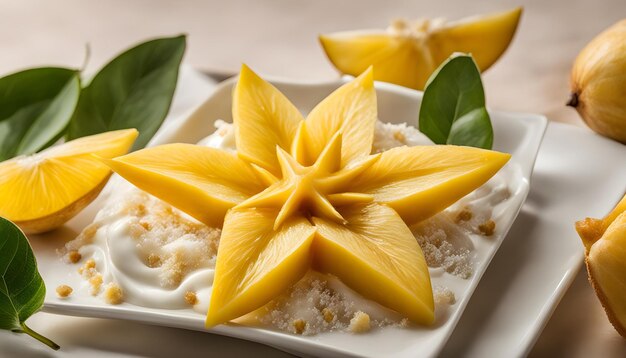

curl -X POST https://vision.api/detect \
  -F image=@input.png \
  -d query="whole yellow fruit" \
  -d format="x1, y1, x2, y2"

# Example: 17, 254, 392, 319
569, 20, 626, 143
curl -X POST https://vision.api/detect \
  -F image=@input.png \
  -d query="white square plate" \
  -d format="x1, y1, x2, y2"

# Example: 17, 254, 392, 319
30, 67, 547, 358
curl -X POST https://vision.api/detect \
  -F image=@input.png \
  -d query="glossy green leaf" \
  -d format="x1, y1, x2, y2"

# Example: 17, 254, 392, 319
0, 68, 80, 161
419, 54, 493, 149
0, 217, 59, 350
67, 35, 186, 150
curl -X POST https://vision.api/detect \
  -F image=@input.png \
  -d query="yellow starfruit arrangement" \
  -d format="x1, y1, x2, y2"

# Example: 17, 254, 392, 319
103, 65, 510, 327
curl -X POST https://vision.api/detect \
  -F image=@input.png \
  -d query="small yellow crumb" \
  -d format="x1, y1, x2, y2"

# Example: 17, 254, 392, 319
455, 208, 473, 222
89, 274, 103, 296
349, 311, 371, 333
140, 221, 151, 231
478, 219, 496, 236
147, 253, 161, 268
322, 308, 334, 323
104, 283, 124, 305
67, 250, 82, 264
293, 319, 307, 334
56, 285, 73, 298
184, 291, 198, 306
393, 131, 406, 143
78, 258, 97, 277
129, 203, 147, 216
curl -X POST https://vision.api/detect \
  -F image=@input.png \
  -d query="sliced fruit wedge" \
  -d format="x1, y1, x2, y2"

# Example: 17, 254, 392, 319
577, 194, 626, 337
319, 7, 522, 90
349, 145, 511, 225
206, 207, 316, 327
303, 67, 377, 167
0, 129, 138, 234
102, 143, 266, 228
312, 203, 434, 324
233, 64, 304, 175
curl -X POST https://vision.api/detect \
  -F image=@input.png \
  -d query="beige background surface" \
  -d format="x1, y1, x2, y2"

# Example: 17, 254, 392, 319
1, 0, 625, 356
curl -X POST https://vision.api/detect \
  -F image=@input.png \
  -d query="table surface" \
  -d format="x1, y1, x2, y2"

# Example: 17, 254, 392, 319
1, 0, 625, 356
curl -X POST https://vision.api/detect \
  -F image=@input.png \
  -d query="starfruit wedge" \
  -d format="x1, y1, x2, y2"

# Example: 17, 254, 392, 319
320, 7, 522, 90
0, 129, 137, 234
577, 194, 626, 336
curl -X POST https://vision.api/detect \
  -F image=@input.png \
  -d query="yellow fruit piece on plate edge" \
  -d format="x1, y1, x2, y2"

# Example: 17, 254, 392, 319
576, 194, 626, 336
0, 129, 138, 234
105, 65, 510, 327
320, 7, 522, 90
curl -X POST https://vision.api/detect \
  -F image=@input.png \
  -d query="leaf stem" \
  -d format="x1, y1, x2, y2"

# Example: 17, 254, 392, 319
18, 322, 60, 350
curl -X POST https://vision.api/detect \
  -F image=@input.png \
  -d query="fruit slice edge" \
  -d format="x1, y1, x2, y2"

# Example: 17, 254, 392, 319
0, 129, 138, 228
319, 7, 522, 90
312, 203, 434, 325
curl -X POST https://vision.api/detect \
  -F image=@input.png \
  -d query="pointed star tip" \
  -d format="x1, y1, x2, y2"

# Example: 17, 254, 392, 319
360, 66, 375, 86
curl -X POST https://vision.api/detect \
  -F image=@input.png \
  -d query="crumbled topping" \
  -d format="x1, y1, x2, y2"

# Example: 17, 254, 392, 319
349, 311, 371, 333
147, 253, 162, 268
89, 274, 103, 296
392, 131, 406, 143
478, 219, 496, 236
104, 283, 124, 305
66, 189, 221, 301
56, 285, 73, 298
66, 250, 82, 264
184, 291, 198, 306
322, 307, 335, 323
247, 272, 406, 335
413, 215, 474, 279
117, 191, 220, 288
293, 319, 307, 334
78, 258, 97, 278
455, 208, 473, 223
433, 286, 456, 305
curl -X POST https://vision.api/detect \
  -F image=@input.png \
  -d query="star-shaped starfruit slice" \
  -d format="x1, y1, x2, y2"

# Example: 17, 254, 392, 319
104, 64, 511, 327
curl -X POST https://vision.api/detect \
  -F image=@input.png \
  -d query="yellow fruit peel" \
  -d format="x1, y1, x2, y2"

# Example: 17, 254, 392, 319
0, 129, 138, 234
570, 20, 626, 143
320, 7, 522, 90
105, 65, 510, 327
576, 194, 626, 337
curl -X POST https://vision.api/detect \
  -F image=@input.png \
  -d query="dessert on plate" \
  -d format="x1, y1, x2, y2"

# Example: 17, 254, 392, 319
60, 65, 510, 335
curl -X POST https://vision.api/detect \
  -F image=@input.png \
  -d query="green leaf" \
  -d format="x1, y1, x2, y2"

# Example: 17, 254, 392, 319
67, 35, 186, 150
418, 54, 493, 149
0, 68, 80, 161
0, 217, 59, 350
